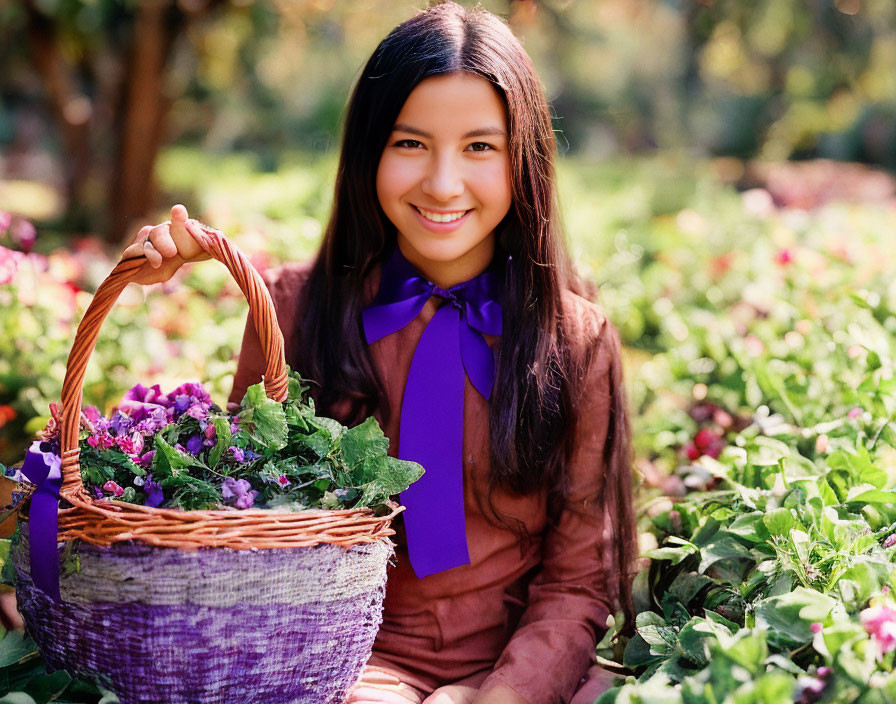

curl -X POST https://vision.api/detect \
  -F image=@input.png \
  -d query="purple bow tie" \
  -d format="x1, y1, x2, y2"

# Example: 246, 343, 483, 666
362, 248, 502, 578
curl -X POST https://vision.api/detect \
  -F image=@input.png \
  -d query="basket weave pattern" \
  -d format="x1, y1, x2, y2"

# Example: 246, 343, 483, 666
14, 527, 391, 703
14, 226, 400, 703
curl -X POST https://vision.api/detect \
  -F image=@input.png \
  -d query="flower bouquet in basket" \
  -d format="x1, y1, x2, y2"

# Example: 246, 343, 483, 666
8, 226, 423, 704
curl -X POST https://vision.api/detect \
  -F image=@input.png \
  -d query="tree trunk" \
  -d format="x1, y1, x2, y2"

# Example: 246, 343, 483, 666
23, 0, 92, 214
107, 0, 183, 245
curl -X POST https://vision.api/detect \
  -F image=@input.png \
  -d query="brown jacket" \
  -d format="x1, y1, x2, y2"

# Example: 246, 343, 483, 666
229, 261, 619, 703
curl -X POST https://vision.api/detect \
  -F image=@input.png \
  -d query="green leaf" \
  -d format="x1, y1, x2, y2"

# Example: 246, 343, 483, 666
152, 435, 194, 479
208, 416, 232, 469
238, 382, 288, 452
303, 430, 334, 459
623, 633, 662, 669
340, 417, 390, 469
0, 632, 39, 668
762, 508, 795, 537
846, 489, 896, 506
754, 588, 837, 647
0, 694, 37, 704
358, 457, 424, 507
697, 533, 751, 573
23, 670, 72, 702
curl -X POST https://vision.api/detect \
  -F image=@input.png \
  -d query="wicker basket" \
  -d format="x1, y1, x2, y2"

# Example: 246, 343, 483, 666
12, 225, 401, 704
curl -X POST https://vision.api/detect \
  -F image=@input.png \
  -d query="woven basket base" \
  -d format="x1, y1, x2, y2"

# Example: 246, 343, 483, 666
13, 528, 392, 704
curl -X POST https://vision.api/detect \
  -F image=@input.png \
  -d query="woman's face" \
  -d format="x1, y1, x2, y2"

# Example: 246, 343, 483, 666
376, 72, 512, 288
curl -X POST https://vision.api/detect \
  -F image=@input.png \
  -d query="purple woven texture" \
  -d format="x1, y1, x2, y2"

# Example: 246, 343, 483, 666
13, 527, 392, 704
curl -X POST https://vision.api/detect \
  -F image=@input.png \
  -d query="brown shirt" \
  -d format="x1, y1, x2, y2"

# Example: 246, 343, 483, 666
229, 261, 618, 704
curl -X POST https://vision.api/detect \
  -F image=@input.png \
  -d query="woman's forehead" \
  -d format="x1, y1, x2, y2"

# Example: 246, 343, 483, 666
391, 73, 508, 137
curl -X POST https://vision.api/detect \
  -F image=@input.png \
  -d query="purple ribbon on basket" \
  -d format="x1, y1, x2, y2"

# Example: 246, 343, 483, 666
362, 247, 502, 578
20, 441, 63, 602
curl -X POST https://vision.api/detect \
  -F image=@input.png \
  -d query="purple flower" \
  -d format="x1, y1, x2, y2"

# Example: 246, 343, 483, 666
221, 477, 258, 509
229, 446, 245, 463
132, 407, 171, 435
123, 383, 170, 407
136, 450, 155, 468
185, 404, 209, 421
245, 449, 260, 461
143, 473, 164, 508
169, 382, 211, 405
108, 411, 133, 436
230, 421, 240, 435
185, 435, 203, 455
203, 424, 217, 446
234, 493, 257, 509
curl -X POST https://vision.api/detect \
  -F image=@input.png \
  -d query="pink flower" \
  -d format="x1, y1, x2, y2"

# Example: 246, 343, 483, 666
0, 245, 22, 285
810, 622, 823, 634
10, 219, 36, 252
848, 407, 863, 419
87, 433, 116, 450
0, 211, 11, 231
884, 534, 896, 548
277, 475, 290, 487
775, 249, 794, 265
103, 481, 125, 497
860, 603, 896, 654
116, 432, 144, 456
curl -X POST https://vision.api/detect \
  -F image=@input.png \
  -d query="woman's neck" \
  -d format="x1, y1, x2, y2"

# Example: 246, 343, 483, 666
395, 234, 495, 288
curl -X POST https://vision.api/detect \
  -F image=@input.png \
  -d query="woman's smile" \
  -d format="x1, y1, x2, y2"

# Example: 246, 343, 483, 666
412, 205, 473, 228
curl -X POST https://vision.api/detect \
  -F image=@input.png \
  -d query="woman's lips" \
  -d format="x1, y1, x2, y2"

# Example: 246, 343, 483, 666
412, 205, 473, 232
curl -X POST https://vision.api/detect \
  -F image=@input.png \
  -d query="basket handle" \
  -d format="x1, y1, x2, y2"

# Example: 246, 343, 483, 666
57, 223, 288, 502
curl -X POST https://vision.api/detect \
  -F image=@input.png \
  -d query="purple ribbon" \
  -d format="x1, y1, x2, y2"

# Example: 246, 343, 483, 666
20, 441, 63, 601
362, 248, 502, 577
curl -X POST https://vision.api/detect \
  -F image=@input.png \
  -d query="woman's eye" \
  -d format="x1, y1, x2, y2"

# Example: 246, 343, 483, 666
395, 139, 423, 149
467, 142, 495, 153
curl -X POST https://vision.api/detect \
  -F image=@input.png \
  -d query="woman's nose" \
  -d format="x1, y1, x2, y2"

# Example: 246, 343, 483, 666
421, 154, 464, 201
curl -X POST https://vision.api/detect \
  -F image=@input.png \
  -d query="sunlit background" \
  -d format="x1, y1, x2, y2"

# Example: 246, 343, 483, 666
3, 3, 896, 700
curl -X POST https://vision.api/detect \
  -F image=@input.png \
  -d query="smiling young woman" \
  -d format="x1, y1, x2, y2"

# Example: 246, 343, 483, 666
375, 73, 513, 289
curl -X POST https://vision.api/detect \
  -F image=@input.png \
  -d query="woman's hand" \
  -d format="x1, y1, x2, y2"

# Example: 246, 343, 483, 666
121, 204, 212, 285
421, 684, 478, 704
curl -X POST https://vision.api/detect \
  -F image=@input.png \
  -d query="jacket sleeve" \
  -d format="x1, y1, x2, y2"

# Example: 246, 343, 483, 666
477, 315, 622, 704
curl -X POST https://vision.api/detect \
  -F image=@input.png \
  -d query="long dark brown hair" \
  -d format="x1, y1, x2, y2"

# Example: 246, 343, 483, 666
296, 1, 635, 630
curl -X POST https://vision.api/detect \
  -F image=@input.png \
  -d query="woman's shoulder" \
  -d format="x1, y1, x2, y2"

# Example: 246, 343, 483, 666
260, 260, 315, 300
559, 288, 613, 352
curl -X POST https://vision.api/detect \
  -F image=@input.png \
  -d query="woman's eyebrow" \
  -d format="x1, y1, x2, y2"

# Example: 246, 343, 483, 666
392, 123, 507, 139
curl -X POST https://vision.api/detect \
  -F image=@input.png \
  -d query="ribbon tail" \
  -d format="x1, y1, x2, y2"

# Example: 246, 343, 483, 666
20, 446, 63, 602
398, 304, 470, 578
458, 323, 497, 401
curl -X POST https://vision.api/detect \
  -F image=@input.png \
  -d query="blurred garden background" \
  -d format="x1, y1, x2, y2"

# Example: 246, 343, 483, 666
2, 0, 896, 702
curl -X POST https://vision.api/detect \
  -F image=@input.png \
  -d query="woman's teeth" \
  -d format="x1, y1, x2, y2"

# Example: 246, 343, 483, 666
416, 207, 468, 223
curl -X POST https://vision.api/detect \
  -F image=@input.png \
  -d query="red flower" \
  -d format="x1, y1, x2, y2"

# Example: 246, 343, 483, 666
0, 406, 15, 428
